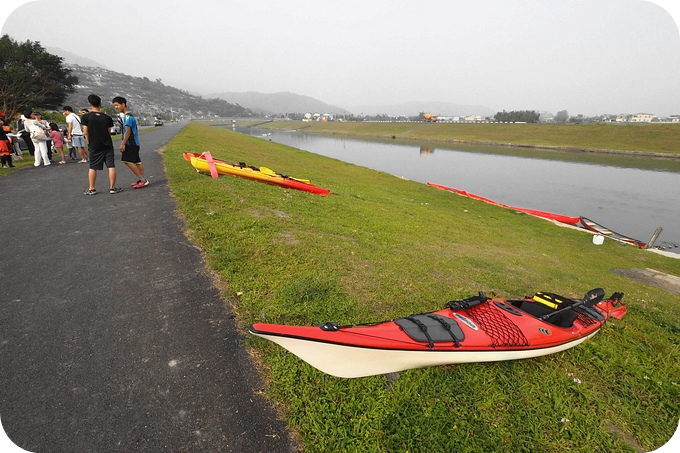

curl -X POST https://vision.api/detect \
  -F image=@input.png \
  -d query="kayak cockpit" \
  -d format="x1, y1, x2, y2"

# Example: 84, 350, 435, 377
505, 299, 579, 328
504, 289, 609, 328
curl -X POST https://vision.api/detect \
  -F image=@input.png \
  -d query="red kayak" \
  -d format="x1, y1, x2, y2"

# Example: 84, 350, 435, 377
427, 182, 581, 225
250, 288, 626, 378
580, 216, 646, 248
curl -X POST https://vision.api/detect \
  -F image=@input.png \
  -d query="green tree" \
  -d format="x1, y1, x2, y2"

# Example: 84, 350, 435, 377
554, 110, 569, 123
0, 34, 78, 119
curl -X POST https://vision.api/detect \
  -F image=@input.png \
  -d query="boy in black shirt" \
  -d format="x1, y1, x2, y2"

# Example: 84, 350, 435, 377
81, 94, 122, 195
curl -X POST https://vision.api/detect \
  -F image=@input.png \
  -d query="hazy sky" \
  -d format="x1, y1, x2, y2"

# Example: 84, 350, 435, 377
2, 0, 680, 116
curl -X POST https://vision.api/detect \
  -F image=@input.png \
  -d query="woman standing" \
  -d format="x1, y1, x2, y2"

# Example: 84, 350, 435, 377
25, 111, 51, 167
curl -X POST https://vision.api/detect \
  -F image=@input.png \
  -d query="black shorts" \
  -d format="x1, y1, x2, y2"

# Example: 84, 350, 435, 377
89, 148, 115, 170
121, 144, 141, 164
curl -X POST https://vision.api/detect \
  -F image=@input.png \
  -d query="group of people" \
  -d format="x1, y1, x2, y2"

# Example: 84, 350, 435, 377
18, 110, 71, 166
1, 95, 149, 195
80, 94, 148, 195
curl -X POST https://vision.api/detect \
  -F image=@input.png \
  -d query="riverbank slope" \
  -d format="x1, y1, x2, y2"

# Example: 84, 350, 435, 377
165, 122, 679, 452
250, 120, 680, 157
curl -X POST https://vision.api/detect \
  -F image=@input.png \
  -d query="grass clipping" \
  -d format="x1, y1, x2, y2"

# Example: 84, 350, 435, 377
164, 122, 680, 453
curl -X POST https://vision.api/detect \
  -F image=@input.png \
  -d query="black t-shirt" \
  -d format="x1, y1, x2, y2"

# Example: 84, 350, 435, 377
81, 111, 114, 151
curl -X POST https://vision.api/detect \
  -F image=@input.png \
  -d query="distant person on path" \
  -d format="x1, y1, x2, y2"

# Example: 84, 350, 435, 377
49, 123, 67, 164
25, 111, 51, 167
81, 94, 121, 195
113, 96, 148, 188
63, 106, 88, 163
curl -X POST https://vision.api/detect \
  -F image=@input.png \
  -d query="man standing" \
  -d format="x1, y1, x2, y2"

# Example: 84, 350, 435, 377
81, 94, 121, 195
112, 96, 148, 188
17, 111, 35, 157
63, 106, 88, 163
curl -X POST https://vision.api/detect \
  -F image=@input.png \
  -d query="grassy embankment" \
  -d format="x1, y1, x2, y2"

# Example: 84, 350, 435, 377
164, 122, 679, 452
252, 121, 680, 157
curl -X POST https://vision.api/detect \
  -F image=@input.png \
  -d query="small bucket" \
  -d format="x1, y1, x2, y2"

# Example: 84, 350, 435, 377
592, 235, 605, 245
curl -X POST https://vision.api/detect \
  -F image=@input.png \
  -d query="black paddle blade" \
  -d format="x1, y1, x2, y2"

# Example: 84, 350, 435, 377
583, 288, 605, 307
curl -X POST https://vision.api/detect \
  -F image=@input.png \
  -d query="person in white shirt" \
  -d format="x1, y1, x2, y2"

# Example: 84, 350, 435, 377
62, 106, 89, 163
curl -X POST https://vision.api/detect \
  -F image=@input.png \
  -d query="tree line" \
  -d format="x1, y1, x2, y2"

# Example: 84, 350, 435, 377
493, 110, 540, 123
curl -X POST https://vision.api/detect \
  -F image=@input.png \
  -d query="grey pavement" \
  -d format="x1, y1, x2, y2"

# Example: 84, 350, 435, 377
0, 123, 297, 452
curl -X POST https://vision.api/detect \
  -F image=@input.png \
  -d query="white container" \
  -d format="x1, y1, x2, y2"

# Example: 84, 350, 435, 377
592, 235, 605, 245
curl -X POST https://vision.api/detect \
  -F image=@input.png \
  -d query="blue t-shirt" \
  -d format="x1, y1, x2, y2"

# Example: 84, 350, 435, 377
122, 113, 139, 146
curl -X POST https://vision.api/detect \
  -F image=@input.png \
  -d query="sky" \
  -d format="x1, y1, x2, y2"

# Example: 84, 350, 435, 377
1, 1, 680, 117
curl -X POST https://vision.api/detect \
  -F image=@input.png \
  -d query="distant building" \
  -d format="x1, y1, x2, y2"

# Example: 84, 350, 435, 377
600, 114, 618, 122
538, 111, 555, 123
630, 113, 656, 123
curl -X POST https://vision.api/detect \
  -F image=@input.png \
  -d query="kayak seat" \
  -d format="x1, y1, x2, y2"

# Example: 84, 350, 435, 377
533, 291, 575, 310
395, 314, 465, 349
518, 301, 578, 328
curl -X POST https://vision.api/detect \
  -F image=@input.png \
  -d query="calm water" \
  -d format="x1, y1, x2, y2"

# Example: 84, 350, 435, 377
240, 127, 680, 252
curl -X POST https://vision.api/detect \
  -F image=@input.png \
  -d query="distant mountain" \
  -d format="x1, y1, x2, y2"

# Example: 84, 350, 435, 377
45, 46, 110, 70
209, 91, 350, 115
62, 64, 253, 120
349, 101, 496, 117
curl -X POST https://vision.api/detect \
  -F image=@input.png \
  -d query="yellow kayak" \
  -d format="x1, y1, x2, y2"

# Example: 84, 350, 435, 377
183, 152, 330, 195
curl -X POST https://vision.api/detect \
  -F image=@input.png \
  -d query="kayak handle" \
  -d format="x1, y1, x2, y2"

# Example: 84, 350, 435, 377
446, 292, 489, 311
319, 322, 340, 331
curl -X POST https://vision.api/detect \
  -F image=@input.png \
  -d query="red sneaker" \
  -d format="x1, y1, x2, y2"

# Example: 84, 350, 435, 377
132, 179, 149, 189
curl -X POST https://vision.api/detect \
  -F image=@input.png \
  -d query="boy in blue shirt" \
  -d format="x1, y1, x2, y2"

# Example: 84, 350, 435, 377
112, 96, 148, 188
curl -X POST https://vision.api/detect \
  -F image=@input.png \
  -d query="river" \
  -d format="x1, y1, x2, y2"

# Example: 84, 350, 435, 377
238, 126, 680, 253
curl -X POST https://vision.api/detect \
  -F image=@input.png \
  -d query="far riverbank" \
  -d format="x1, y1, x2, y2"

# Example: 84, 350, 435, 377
244, 120, 680, 158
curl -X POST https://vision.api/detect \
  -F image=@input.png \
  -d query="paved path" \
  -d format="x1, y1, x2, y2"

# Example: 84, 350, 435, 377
0, 123, 296, 452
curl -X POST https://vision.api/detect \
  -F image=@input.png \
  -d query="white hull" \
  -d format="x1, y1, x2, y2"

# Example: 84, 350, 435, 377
250, 330, 600, 378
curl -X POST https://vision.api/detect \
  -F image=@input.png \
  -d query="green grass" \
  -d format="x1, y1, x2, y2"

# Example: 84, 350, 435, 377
246, 121, 680, 156
0, 152, 36, 175
164, 123, 680, 452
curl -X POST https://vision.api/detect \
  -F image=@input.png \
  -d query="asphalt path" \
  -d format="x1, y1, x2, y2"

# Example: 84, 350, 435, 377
0, 123, 296, 452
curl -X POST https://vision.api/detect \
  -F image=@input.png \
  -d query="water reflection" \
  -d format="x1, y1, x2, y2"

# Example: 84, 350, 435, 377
236, 127, 680, 252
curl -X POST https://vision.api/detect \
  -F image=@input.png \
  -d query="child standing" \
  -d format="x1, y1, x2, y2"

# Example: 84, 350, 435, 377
49, 123, 66, 164
65, 133, 76, 160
